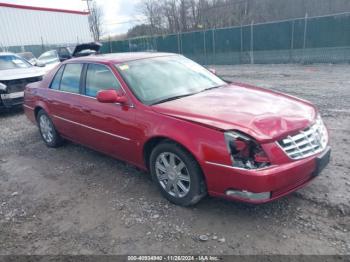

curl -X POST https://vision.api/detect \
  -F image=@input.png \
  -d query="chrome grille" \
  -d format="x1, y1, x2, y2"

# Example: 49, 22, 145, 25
278, 116, 328, 160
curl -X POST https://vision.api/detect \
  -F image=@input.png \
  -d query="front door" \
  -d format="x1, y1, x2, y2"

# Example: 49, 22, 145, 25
75, 63, 139, 164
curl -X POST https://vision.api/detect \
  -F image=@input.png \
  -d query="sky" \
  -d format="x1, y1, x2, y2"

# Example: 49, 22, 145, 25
1, 0, 145, 36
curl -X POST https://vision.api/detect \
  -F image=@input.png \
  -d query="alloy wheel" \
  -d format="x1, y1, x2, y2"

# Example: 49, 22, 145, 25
39, 114, 54, 143
155, 152, 191, 198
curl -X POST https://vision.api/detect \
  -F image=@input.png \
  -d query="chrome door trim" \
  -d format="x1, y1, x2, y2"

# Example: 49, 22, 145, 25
52, 114, 131, 141
47, 88, 135, 108
23, 104, 34, 110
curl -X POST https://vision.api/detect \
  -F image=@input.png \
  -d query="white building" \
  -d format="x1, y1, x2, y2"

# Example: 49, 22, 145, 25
0, 2, 92, 50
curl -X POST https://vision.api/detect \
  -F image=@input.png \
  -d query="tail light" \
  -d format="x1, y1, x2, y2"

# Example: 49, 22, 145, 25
224, 131, 270, 169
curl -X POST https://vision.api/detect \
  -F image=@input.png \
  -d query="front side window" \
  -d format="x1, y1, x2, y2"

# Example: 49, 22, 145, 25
50, 65, 65, 90
0, 55, 32, 70
85, 64, 121, 97
116, 55, 225, 105
60, 64, 83, 94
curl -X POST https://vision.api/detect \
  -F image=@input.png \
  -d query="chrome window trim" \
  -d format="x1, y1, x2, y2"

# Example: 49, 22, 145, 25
47, 87, 135, 108
48, 62, 134, 108
52, 114, 131, 141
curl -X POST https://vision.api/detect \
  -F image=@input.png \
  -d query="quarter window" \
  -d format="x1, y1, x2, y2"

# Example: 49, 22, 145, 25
85, 64, 121, 97
60, 64, 83, 94
50, 65, 64, 90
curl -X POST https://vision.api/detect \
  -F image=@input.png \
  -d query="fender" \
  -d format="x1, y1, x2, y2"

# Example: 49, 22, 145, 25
139, 109, 232, 173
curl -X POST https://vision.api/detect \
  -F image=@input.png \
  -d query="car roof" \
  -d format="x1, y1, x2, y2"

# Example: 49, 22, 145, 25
67, 52, 178, 64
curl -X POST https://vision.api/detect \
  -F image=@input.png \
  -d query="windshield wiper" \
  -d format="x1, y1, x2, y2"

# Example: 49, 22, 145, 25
151, 85, 225, 105
152, 93, 195, 105
200, 84, 225, 93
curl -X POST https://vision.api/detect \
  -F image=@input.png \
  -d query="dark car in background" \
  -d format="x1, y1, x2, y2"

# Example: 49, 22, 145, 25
37, 42, 102, 73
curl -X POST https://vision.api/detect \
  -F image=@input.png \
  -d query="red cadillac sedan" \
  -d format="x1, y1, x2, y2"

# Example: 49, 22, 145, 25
23, 53, 331, 206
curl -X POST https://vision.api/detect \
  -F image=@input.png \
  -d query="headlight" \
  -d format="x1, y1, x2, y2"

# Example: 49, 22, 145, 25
0, 83, 7, 92
224, 131, 270, 169
315, 114, 328, 149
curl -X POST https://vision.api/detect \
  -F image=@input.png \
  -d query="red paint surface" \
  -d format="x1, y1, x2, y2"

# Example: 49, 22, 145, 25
23, 53, 330, 204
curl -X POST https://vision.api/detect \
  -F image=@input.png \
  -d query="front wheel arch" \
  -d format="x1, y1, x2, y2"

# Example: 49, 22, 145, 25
143, 136, 203, 172
149, 140, 207, 206
34, 106, 44, 120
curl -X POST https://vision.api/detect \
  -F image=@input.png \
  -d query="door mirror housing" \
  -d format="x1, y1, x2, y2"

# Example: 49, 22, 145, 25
97, 89, 127, 104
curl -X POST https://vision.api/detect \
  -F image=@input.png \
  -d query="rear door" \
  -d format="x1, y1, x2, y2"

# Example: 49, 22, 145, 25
46, 63, 88, 144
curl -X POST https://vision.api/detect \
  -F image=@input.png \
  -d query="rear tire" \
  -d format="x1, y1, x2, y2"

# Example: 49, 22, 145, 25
150, 141, 207, 206
37, 110, 64, 148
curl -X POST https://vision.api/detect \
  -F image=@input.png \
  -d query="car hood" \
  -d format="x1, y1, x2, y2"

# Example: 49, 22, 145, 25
151, 84, 317, 142
0, 66, 44, 81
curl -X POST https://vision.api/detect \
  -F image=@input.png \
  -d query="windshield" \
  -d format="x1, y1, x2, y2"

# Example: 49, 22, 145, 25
18, 52, 35, 61
38, 50, 60, 65
0, 55, 32, 70
116, 55, 225, 105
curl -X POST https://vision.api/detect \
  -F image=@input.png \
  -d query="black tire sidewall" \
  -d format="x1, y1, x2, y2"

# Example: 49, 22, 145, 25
150, 142, 205, 206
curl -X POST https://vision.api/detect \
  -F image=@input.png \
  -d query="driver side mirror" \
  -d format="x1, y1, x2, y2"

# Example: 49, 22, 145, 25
97, 89, 128, 104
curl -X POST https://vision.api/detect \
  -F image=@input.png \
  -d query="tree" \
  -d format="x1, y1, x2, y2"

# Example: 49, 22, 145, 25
127, 24, 160, 38
85, 0, 104, 41
140, 0, 164, 34
135, 0, 350, 37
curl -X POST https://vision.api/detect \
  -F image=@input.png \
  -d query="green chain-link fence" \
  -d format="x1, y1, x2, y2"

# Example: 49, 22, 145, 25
100, 12, 350, 65
4, 12, 350, 64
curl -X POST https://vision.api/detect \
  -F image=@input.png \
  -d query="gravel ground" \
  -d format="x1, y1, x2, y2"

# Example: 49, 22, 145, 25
0, 64, 349, 255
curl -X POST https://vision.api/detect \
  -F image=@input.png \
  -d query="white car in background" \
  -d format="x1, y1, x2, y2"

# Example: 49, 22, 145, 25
17, 52, 38, 66
37, 50, 61, 73
0, 52, 44, 110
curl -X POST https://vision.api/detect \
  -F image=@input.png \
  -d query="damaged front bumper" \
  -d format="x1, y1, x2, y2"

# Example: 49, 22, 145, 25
203, 146, 331, 204
0, 91, 25, 109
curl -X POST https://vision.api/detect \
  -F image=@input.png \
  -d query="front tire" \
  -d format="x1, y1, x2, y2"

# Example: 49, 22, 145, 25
150, 141, 206, 206
37, 110, 63, 148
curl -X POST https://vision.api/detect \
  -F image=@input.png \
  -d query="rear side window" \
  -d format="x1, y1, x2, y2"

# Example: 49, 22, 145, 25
85, 64, 121, 97
50, 65, 64, 90
60, 64, 83, 94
